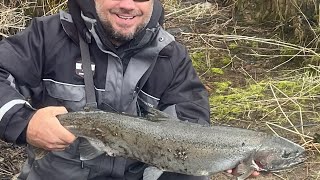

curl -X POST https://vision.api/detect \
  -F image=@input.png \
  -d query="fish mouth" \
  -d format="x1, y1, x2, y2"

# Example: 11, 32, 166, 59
266, 160, 304, 172
258, 151, 306, 172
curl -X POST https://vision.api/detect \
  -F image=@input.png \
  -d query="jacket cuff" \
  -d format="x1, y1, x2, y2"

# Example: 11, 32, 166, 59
4, 106, 35, 144
16, 126, 28, 144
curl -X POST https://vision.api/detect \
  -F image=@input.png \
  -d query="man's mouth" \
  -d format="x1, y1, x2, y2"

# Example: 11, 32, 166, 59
116, 14, 135, 20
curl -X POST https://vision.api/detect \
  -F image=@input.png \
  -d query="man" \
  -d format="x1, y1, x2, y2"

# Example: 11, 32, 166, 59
0, 0, 258, 179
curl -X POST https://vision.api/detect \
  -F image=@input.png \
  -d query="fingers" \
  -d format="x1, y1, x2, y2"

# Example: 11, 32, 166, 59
44, 142, 69, 151
26, 106, 75, 151
251, 171, 260, 177
56, 125, 76, 144
27, 134, 69, 151
50, 106, 76, 144
226, 168, 260, 178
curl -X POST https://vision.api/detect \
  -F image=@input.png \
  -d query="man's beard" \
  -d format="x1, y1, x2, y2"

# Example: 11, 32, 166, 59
96, 7, 152, 45
100, 18, 147, 45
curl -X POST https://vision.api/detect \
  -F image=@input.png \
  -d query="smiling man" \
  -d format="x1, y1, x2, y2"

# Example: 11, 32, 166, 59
0, 0, 255, 180
95, 0, 153, 45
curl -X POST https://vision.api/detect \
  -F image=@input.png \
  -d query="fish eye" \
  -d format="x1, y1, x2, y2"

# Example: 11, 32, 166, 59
282, 150, 291, 158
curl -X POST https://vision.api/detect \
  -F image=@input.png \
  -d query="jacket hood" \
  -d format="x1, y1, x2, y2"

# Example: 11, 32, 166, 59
67, 0, 164, 51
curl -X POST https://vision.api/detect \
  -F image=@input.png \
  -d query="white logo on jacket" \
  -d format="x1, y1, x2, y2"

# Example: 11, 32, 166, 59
75, 62, 96, 77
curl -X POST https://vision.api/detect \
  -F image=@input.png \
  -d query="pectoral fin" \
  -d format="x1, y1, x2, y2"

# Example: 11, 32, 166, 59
237, 168, 255, 180
78, 136, 106, 161
236, 155, 260, 180
143, 166, 164, 180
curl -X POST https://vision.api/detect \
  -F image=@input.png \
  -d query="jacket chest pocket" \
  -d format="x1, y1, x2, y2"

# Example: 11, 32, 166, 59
43, 80, 86, 111
137, 90, 160, 112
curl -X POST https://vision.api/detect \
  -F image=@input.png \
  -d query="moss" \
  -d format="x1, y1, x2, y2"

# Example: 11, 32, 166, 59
272, 79, 320, 98
274, 81, 299, 96
190, 51, 207, 72
222, 56, 232, 65
228, 42, 239, 50
280, 47, 296, 56
251, 41, 259, 48
213, 81, 232, 94
190, 52, 228, 76
209, 73, 320, 123
211, 68, 224, 75
210, 82, 267, 121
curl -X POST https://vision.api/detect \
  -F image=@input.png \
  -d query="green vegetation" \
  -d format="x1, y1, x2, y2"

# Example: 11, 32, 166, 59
228, 42, 238, 50
210, 68, 224, 75
210, 81, 267, 121
210, 68, 320, 124
190, 51, 207, 72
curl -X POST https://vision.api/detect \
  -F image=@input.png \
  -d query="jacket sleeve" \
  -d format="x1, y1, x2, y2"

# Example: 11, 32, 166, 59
158, 44, 210, 126
0, 18, 45, 143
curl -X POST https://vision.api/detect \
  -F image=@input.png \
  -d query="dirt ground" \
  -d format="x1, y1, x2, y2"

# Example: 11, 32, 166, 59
0, 140, 26, 180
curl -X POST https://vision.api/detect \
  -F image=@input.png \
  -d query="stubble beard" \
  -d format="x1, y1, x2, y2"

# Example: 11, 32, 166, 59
95, 5, 153, 45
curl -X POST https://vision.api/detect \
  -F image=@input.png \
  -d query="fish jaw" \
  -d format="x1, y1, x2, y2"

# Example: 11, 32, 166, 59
252, 136, 306, 172
234, 136, 305, 180
257, 150, 306, 172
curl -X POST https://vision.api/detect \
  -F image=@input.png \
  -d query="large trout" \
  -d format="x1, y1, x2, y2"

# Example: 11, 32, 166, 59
33, 109, 305, 180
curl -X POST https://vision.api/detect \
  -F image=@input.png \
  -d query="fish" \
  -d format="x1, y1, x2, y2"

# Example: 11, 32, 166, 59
31, 109, 306, 180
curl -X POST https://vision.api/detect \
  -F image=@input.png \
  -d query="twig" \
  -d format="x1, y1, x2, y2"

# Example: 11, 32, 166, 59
266, 122, 313, 139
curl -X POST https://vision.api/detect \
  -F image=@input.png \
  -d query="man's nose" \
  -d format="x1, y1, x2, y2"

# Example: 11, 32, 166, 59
118, 0, 136, 10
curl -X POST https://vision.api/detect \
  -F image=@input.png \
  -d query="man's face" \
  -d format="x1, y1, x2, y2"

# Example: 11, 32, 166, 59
95, 0, 154, 45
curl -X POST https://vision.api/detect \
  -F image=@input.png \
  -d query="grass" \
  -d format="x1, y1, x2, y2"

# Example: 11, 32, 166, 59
0, 1, 31, 37
0, 0, 68, 38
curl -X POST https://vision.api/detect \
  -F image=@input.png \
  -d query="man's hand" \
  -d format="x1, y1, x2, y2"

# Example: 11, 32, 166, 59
26, 106, 76, 151
226, 168, 260, 179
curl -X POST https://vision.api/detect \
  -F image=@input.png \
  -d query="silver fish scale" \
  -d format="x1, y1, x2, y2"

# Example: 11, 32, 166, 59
54, 110, 305, 177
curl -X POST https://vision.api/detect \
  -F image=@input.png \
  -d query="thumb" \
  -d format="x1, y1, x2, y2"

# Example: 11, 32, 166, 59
48, 106, 68, 116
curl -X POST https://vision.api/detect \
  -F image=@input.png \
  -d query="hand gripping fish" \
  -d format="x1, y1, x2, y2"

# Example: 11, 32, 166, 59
32, 109, 305, 180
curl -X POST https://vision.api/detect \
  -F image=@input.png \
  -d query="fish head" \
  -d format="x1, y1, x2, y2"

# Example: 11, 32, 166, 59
253, 136, 306, 172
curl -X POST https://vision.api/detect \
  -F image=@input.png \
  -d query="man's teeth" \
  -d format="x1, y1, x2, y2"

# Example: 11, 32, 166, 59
118, 15, 134, 20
